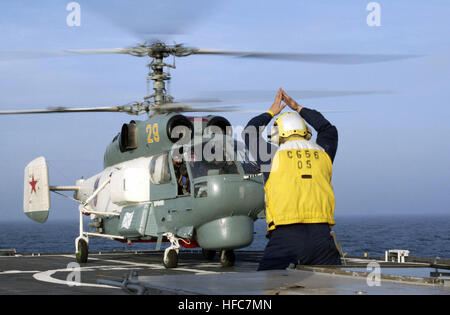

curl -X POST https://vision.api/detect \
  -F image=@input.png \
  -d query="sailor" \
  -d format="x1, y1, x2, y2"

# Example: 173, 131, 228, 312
243, 88, 341, 270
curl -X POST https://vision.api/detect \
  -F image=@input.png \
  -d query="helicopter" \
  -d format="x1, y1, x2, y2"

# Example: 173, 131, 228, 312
0, 32, 419, 268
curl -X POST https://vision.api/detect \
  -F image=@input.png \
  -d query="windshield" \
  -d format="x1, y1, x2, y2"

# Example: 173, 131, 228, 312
187, 138, 239, 179
235, 140, 260, 175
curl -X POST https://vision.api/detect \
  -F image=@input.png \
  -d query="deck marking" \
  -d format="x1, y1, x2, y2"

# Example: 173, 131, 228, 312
0, 270, 40, 275
63, 254, 220, 275
33, 265, 122, 289
33, 255, 220, 288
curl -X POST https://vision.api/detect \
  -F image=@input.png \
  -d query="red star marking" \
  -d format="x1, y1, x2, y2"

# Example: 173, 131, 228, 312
29, 175, 38, 194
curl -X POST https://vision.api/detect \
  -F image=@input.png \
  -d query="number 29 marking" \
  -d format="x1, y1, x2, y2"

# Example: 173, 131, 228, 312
146, 123, 160, 143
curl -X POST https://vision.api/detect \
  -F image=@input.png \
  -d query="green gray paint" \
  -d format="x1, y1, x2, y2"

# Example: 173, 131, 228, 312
196, 215, 254, 250
97, 113, 266, 249
103, 113, 186, 168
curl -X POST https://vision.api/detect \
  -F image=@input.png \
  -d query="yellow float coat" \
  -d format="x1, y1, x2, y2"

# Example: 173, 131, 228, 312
264, 139, 335, 231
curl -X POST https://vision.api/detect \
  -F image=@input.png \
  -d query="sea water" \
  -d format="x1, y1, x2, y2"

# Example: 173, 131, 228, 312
0, 215, 449, 258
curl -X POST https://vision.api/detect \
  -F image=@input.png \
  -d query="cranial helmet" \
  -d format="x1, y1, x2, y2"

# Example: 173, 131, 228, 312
270, 113, 312, 145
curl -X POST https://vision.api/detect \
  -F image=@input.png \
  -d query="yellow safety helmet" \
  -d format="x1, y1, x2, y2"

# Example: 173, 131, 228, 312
270, 113, 311, 145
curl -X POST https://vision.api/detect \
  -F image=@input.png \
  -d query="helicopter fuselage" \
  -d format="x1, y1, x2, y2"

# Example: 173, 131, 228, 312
74, 113, 265, 250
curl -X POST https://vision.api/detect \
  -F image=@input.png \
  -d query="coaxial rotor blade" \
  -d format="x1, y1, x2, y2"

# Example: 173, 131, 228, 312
0, 48, 142, 61
174, 97, 223, 104
233, 109, 357, 114
0, 100, 238, 116
192, 49, 422, 65
63, 48, 136, 55
151, 102, 239, 114
171, 106, 239, 113
190, 89, 394, 104
0, 106, 133, 115
0, 46, 422, 64
160, 103, 356, 114
0, 50, 67, 60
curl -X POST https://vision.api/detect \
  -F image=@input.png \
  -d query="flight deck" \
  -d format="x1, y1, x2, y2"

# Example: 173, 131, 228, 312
0, 250, 449, 295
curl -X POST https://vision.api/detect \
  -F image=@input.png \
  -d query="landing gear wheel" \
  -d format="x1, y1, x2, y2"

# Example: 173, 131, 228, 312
202, 249, 216, 261
220, 250, 235, 267
163, 248, 178, 268
76, 239, 88, 264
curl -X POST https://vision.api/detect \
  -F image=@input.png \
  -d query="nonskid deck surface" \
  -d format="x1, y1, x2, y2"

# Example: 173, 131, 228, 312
0, 250, 262, 295
0, 250, 449, 295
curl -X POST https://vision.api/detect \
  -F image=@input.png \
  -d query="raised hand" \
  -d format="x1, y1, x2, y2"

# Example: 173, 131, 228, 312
268, 88, 287, 116
281, 89, 302, 112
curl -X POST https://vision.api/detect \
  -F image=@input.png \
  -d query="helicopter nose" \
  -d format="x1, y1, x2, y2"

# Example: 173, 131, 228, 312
193, 175, 265, 250
194, 175, 264, 218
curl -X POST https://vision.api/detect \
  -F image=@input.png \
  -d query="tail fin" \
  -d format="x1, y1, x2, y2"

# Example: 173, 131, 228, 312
23, 157, 50, 223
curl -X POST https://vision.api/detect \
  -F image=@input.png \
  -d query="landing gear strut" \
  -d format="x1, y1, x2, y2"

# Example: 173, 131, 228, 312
75, 211, 89, 263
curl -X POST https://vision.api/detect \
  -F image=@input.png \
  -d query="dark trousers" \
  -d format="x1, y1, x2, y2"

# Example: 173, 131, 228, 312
257, 223, 341, 271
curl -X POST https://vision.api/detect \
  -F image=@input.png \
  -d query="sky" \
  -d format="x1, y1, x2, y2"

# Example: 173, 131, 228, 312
0, 0, 449, 222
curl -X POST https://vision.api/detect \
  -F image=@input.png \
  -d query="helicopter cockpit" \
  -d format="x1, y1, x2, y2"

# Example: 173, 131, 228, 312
148, 135, 262, 202
188, 146, 239, 179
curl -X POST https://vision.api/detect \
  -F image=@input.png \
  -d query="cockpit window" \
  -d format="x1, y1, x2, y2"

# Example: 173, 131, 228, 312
187, 138, 239, 179
189, 159, 239, 178
149, 153, 172, 184
235, 140, 260, 175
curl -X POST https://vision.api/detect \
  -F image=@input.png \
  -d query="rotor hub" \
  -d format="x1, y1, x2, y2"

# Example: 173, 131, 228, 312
140, 42, 185, 107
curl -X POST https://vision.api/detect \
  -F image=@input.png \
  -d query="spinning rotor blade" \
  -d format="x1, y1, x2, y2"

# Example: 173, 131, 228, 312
150, 102, 238, 114
193, 89, 394, 104
0, 106, 133, 115
0, 45, 422, 64
0, 48, 140, 61
0, 102, 238, 116
234, 109, 357, 114
193, 49, 421, 65
63, 47, 422, 65
63, 48, 134, 55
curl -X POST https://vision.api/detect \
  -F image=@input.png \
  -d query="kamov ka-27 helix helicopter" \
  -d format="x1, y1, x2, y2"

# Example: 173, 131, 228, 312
0, 31, 418, 268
